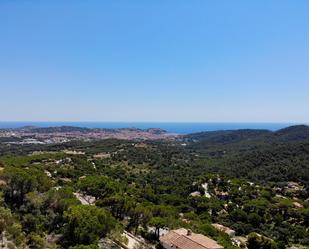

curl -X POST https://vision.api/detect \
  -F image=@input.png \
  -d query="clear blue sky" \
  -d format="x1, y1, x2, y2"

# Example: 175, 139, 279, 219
0, 0, 308, 122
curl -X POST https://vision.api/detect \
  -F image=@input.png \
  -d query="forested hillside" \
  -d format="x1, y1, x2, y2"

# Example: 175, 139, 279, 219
187, 125, 309, 188
0, 126, 308, 249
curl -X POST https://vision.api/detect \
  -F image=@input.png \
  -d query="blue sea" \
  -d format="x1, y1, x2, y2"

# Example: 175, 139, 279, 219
0, 122, 303, 134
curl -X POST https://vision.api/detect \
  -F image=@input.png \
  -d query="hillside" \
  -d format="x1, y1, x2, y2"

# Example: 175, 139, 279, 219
185, 125, 309, 144
186, 125, 309, 188
202, 141, 309, 187
273, 125, 309, 142
0, 125, 308, 248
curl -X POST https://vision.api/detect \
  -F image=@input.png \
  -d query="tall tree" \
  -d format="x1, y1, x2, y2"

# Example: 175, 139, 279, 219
64, 205, 116, 246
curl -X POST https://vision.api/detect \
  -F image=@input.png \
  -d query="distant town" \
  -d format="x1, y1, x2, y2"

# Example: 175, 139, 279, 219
0, 126, 176, 144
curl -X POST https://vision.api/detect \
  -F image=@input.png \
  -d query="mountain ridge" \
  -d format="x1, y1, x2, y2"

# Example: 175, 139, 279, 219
185, 124, 309, 144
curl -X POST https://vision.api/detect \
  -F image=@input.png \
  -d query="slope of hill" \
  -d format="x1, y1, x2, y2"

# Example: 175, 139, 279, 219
204, 141, 309, 187
186, 125, 309, 144
273, 125, 309, 142
184, 129, 271, 144
187, 125, 309, 188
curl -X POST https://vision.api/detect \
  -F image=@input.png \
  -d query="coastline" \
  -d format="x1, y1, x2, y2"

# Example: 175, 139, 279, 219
0, 121, 301, 134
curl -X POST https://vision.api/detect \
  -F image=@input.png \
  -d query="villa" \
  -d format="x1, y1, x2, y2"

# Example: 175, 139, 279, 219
160, 228, 223, 249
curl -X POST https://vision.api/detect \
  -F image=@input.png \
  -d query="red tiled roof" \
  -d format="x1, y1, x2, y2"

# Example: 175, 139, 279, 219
160, 228, 223, 249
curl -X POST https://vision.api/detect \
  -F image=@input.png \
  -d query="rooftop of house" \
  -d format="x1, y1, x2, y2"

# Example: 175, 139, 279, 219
160, 228, 223, 249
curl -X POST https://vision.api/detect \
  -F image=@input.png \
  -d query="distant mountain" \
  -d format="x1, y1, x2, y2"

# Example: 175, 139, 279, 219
184, 129, 271, 144
185, 125, 309, 145
274, 125, 309, 142
145, 128, 167, 135
22, 126, 91, 133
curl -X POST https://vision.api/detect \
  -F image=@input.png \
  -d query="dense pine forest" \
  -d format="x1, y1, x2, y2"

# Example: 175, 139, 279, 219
0, 125, 308, 249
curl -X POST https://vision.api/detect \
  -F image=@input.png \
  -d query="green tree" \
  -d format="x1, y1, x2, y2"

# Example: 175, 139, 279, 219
149, 217, 167, 238
128, 205, 151, 235
1, 167, 51, 207
247, 233, 278, 249
99, 194, 134, 219
69, 245, 100, 249
64, 205, 116, 246
230, 208, 248, 222
77, 176, 117, 199
248, 213, 262, 227
6, 223, 26, 248
0, 207, 14, 246
27, 233, 46, 249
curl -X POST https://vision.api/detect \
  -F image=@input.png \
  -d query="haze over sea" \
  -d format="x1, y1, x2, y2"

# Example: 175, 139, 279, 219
0, 122, 304, 134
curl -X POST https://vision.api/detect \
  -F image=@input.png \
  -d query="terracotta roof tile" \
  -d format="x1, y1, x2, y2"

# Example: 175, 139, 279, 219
160, 228, 223, 249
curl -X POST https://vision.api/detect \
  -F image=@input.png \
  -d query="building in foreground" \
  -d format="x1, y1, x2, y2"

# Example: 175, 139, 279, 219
160, 228, 223, 249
